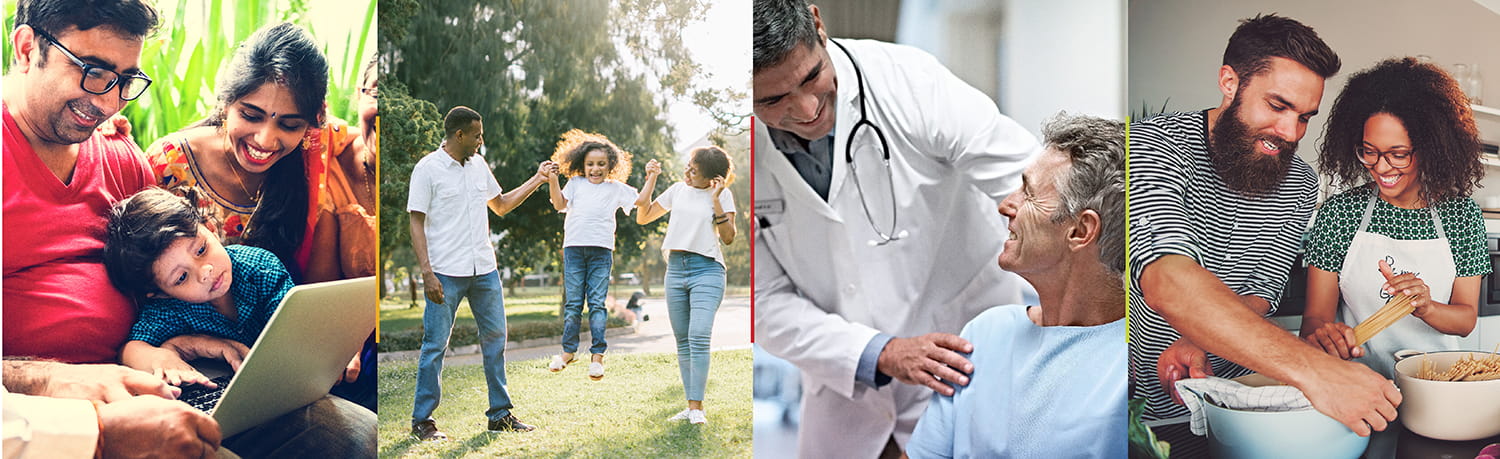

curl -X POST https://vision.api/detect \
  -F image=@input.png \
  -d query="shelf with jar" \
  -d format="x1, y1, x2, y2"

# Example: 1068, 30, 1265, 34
1477, 103, 1500, 119
1477, 104, 1500, 168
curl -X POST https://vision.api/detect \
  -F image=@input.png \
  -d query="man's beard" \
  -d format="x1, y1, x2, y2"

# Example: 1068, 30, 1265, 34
1208, 96, 1296, 196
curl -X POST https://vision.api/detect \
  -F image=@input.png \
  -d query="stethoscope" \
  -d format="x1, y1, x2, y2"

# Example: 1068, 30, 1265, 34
831, 39, 907, 247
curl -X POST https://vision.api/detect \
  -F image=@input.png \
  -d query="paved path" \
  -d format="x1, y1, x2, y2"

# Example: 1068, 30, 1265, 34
383, 295, 751, 365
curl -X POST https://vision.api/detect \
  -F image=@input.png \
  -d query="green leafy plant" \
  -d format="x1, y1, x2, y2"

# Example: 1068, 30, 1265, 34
1129, 398, 1172, 459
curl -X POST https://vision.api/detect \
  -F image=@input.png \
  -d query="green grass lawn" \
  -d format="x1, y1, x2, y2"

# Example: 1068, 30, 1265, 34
377, 350, 752, 458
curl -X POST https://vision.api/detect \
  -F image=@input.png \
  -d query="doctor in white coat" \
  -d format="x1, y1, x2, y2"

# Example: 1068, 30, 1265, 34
752, 1, 1039, 456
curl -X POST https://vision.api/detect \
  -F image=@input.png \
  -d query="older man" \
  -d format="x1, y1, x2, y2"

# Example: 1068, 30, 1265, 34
905, 113, 1126, 458
752, 0, 1039, 456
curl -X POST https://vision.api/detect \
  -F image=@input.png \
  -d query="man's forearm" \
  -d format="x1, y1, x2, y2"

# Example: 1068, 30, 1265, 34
1239, 293, 1272, 316
2, 359, 51, 395
409, 213, 433, 275
1142, 255, 1335, 387
492, 175, 546, 216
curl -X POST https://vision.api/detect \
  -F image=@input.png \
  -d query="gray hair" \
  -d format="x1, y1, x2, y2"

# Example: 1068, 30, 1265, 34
1043, 112, 1125, 276
754, 0, 820, 74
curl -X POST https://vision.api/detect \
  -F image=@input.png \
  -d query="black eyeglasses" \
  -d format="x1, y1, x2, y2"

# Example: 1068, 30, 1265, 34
29, 25, 152, 101
1356, 146, 1413, 169
360, 87, 379, 99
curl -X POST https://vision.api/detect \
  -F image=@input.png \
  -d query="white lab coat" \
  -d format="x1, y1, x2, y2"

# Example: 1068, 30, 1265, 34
753, 39, 1039, 458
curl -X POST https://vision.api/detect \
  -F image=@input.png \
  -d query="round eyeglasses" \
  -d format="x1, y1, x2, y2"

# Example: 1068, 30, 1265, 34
29, 25, 153, 101
1356, 147, 1413, 169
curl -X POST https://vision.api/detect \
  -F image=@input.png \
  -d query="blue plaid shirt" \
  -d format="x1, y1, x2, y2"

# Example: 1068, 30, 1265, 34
128, 245, 293, 346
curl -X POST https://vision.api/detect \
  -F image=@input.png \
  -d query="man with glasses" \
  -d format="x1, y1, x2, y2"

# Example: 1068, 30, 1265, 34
2, 2, 221, 457
751, 0, 1039, 456
4, 1, 374, 457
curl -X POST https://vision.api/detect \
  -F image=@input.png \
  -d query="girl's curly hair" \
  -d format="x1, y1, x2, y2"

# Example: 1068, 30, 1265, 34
1317, 57, 1483, 202
549, 129, 633, 182
690, 145, 736, 186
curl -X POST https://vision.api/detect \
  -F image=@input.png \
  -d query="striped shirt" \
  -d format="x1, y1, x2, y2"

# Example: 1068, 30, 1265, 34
1127, 110, 1319, 420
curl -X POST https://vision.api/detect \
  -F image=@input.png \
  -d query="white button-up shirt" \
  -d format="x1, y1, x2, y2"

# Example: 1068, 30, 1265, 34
407, 148, 503, 277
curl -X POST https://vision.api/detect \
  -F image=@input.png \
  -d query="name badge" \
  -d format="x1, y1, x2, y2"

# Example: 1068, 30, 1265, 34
756, 199, 785, 215
755, 199, 785, 229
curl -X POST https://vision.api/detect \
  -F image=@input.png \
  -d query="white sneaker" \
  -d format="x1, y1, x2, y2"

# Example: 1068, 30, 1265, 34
588, 362, 605, 380
687, 409, 707, 425
667, 409, 692, 422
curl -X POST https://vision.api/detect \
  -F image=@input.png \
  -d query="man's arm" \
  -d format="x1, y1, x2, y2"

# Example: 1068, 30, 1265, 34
1141, 255, 1401, 436
1, 359, 175, 402
409, 211, 443, 305
5, 387, 224, 459
487, 161, 552, 217
4, 388, 100, 459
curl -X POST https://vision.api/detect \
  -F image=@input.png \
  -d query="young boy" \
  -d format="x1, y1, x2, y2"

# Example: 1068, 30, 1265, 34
102, 187, 350, 387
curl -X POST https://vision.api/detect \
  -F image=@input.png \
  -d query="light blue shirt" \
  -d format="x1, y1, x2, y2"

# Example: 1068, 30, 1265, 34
906, 305, 1127, 458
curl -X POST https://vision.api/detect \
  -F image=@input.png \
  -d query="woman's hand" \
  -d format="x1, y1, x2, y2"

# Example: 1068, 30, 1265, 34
710, 177, 725, 198
339, 354, 361, 384
645, 159, 661, 179
95, 114, 132, 138
1303, 321, 1364, 360
1379, 260, 1433, 316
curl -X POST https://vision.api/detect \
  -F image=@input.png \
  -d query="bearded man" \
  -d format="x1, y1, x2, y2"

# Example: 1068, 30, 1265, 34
1127, 12, 1403, 447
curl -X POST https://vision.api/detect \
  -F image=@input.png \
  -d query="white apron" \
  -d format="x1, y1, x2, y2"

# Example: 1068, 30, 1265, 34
1338, 194, 1458, 379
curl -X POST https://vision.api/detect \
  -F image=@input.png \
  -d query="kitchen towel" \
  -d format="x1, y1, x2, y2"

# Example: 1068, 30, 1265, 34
1175, 376, 1313, 435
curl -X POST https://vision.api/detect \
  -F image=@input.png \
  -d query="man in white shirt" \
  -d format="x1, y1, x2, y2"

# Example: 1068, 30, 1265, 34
407, 106, 555, 439
751, 0, 1039, 456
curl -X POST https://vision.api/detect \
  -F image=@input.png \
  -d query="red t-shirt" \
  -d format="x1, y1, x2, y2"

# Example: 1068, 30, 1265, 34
3, 103, 154, 363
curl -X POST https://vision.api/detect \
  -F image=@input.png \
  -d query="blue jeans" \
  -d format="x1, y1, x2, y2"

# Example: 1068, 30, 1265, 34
412, 270, 513, 424
562, 246, 612, 355
664, 251, 725, 401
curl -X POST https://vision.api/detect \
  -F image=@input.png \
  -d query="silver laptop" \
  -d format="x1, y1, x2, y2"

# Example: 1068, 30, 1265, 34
184, 276, 376, 437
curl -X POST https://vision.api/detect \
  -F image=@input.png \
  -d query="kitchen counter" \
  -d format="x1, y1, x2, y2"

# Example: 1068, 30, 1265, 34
1365, 418, 1498, 459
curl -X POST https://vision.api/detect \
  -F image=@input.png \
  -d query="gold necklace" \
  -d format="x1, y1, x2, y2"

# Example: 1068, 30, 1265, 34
223, 135, 263, 205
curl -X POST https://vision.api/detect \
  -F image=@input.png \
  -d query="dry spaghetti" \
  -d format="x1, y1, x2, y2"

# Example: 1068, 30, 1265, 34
1351, 293, 1417, 347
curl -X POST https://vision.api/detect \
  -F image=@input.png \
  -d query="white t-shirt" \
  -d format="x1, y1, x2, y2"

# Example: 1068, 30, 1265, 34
406, 149, 503, 277
658, 182, 736, 266
561, 179, 638, 249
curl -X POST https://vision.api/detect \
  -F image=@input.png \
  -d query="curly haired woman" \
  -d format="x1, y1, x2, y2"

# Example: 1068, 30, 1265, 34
1301, 57, 1490, 378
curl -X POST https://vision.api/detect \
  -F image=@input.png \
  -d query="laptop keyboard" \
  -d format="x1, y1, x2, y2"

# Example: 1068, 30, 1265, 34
178, 375, 233, 413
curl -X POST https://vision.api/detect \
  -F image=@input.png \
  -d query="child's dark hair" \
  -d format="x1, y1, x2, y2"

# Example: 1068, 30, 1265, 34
104, 187, 207, 300
691, 146, 735, 185
549, 129, 633, 181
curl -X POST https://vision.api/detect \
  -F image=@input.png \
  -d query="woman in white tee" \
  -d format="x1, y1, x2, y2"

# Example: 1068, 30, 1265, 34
635, 146, 737, 425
